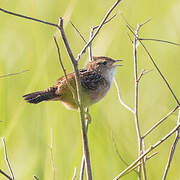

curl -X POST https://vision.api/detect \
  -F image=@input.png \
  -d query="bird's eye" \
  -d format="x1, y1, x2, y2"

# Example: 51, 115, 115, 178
97, 61, 107, 66
102, 61, 107, 65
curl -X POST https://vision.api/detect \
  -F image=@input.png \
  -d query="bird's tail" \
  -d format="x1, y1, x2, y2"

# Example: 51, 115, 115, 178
23, 87, 58, 104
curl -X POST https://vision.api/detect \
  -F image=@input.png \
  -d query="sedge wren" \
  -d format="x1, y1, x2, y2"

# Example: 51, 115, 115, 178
23, 56, 122, 109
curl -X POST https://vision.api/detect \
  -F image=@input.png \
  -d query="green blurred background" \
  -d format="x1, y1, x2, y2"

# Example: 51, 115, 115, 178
0, 0, 180, 179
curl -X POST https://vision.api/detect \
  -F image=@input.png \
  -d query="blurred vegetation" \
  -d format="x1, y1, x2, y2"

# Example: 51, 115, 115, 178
0, 0, 180, 179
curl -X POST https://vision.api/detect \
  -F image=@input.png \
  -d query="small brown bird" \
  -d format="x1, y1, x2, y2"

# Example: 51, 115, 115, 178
23, 56, 122, 109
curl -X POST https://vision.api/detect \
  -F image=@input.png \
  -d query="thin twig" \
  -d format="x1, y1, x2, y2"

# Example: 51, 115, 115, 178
70, 22, 87, 43
76, 0, 122, 61
93, 14, 117, 30
50, 128, 55, 180
0, 169, 13, 180
53, 36, 76, 99
113, 123, 180, 180
162, 109, 180, 180
53, 36, 68, 78
137, 69, 153, 82
0, 8, 58, 28
139, 18, 152, 28
126, 32, 133, 44
1, 138, 15, 180
139, 38, 180, 46
146, 152, 158, 160
143, 106, 179, 138
119, 11, 135, 30
114, 78, 134, 113
72, 167, 77, 180
0, 70, 29, 79
58, 18, 77, 65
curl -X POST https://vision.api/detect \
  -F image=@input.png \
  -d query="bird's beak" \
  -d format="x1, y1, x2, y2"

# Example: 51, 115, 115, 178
113, 59, 123, 67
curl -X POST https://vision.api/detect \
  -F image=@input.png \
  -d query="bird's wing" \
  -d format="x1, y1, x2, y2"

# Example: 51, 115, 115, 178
80, 70, 107, 91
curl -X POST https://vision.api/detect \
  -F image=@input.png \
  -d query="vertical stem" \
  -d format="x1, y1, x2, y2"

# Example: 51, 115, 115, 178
79, 113, 92, 180
58, 18, 92, 180
133, 26, 147, 180
79, 113, 90, 180
133, 36, 141, 180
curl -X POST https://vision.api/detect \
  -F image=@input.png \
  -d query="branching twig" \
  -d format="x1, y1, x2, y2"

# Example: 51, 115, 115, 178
114, 78, 134, 113
93, 14, 117, 30
0, 70, 29, 79
76, 0, 122, 61
113, 123, 180, 180
138, 40, 180, 106
120, 16, 180, 179
71, 14, 117, 62
126, 24, 180, 106
137, 69, 153, 82
162, 109, 180, 180
89, 14, 117, 61
1, 138, 15, 180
